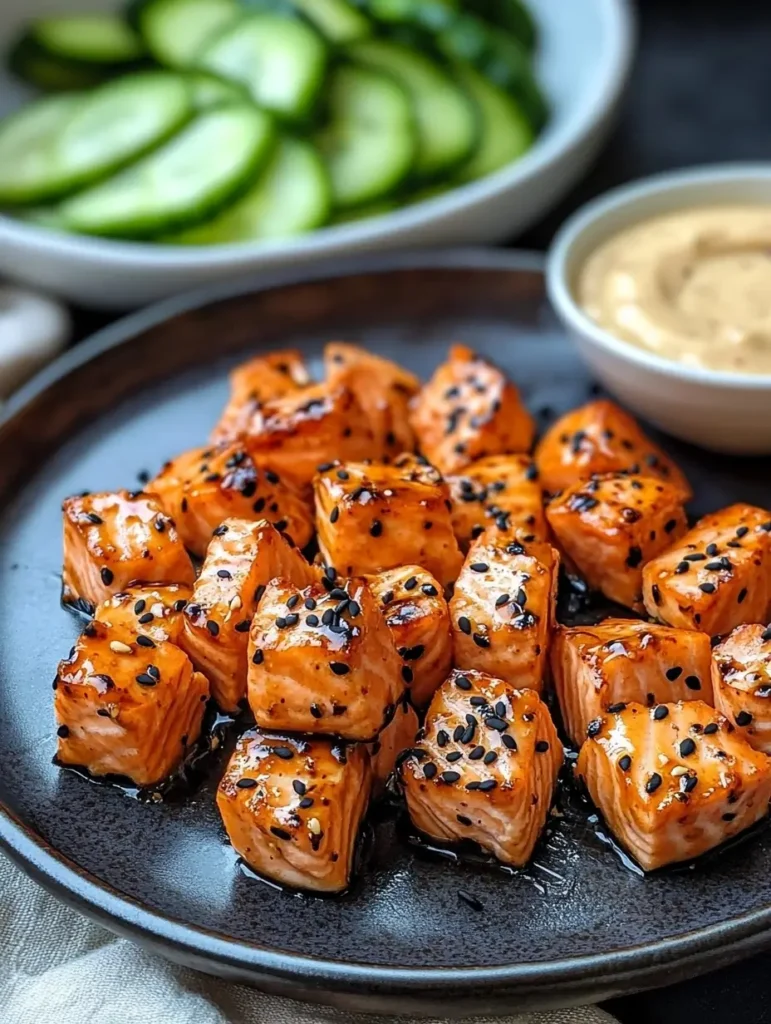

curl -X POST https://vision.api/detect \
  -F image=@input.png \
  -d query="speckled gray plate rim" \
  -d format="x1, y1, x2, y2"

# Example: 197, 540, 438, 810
1, 248, 771, 1016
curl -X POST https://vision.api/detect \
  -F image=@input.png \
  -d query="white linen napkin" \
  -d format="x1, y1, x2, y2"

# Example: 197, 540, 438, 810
0, 853, 618, 1024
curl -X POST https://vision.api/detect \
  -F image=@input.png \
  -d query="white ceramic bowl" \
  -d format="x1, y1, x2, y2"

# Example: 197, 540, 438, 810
0, 0, 634, 309
547, 164, 771, 456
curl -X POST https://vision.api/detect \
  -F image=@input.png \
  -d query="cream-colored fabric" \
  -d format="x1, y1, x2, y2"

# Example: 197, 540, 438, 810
0, 853, 618, 1024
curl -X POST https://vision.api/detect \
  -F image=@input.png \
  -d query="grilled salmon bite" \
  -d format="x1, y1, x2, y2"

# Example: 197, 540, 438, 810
180, 518, 316, 712
367, 696, 420, 795
314, 455, 463, 587
324, 341, 420, 456
211, 349, 310, 444
546, 473, 688, 611
447, 454, 547, 551
62, 490, 194, 613
712, 625, 771, 753
642, 504, 771, 635
248, 577, 404, 741
94, 583, 192, 645
536, 401, 691, 500
245, 383, 374, 489
450, 532, 559, 693
400, 669, 562, 866
217, 729, 371, 893
54, 620, 209, 786
149, 443, 313, 558
577, 701, 771, 871
409, 344, 535, 475
552, 620, 714, 746
365, 565, 452, 707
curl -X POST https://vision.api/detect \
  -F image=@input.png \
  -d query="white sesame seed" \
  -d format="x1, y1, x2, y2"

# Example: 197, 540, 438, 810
230, 595, 242, 610
110, 640, 132, 654
307, 817, 322, 835
671, 766, 689, 777
658, 753, 670, 766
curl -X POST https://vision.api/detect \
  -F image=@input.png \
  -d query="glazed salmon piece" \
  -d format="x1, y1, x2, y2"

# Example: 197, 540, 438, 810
54, 620, 209, 787
149, 442, 313, 558
94, 583, 192, 645
400, 669, 562, 866
447, 454, 547, 551
409, 344, 535, 475
449, 532, 559, 693
248, 577, 404, 741
577, 700, 771, 871
217, 729, 371, 893
552, 620, 714, 746
712, 625, 771, 753
324, 341, 420, 456
546, 472, 688, 611
367, 696, 420, 795
62, 490, 194, 613
180, 519, 316, 712
314, 455, 463, 587
211, 349, 310, 444
246, 383, 374, 489
365, 565, 452, 707
535, 401, 691, 500
642, 504, 771, 635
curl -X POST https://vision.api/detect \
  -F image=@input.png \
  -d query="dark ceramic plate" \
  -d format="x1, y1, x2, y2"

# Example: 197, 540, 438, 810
2, 250, 771, 1018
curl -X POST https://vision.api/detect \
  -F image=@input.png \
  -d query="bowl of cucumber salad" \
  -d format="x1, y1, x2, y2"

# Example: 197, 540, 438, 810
0, 0, 634, 308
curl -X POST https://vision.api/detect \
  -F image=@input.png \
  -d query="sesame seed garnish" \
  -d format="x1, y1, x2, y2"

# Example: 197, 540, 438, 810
674, 562, 690, 574
404, 576, 418, 591
421, 583, 438, 597
473, 633, 490, 648
270, 827, 292, 841
736, 710, 753, 726
286, 595, 300, 610
100, 567, 114, 586
469, 695, 487, 707
626, 546, 643, 569
299, 797, 314, 809
348, 600, 361, 617
330, 506, 340, 524
109, 640, 132, 654
134, 599, 146, 614
456, 814, 472, 826
478, 779, 497, 791
666, 667, 682, 681
56, 724, 69, 738
255, 584, 266, 603
252, 650, 264, 665
440, 770, 461, 784
737, 588, 748, 604
330, 662, 349, 676
446, 751, 462, 763
706, 542, 719, 556
495, 594, 510, 608
535, 740, 550, 753
645, 773, 662, 794
679, 738, 696, 757
310, 703, 322, 718
587, 718, 603, 737
455, 674, 472, 690
135, 673, 157, 686
685, 676, 701, 690
306, 614, 319, 627
324, 566, 337, 582
653, 705, 669, 720
682, 775, 698, 793
453, 724, 465, 742
736, 525, 749, 538
458, 616, 472, 635
607, 702, 627, 713
138, 612, 154, 624
236, 778, 257, 789
618, 755, 631, 771
703, 722, 719, 735
437, 730, 449, 747
273, 746, 294, 760
651, 584, 661, 605
402, 665, 414, 684
485, 716, 508, 732
501, 734, 517, 751
483, 750, 497, 765
684, 553, 706, 561
369, 520, 383, 538
423, 763, 437, 779
206, 620, 220, 637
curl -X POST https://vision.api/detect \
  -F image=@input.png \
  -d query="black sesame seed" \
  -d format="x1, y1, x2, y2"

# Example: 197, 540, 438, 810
292, 779, 307, 796
736, 710, 753, 727
236, 778, 257, 790
473, 633, 490, 648
254, 584, 266, 603
206, 620, 220, 636
306, 614, 320, 627
469, 695, 487, 707
651, 584, 662, 605
134, 599, 146, 614
421, 583, 438, 597
330, 507, 340, 524
460, 724, 476, 744
626, 546, 643, 569
738, 588, 748, 604
404, 576, 418, 591
535, 740, 550, 753
135, 673, 157, 686
679, 738, 696, 757
136, 635, 155, 648
653, 705, 669, 720
722, 812, 737, 822
321, 609, 334, 626
684, 553, 706, 561
270, 827, 292, 841
299, 797, 314, 809
675, 562, 690, 574
310, 703, 322, 719
468, 745, 485, 760
56, 724, 70, 738
479, 779, 497, 791
495, 593, 510, 608
587, 718, 603, 738
330, 662, 349, 675
618, 755, 632, 771
273, 746, 294, 760
286, 594, 300, 610
457, 814, 472, 826
402, 665, 414, 684
469, 562, 489, 573
501, 734, 517, 751
682, 774, 698, 793
217, 569, 232, 579
666, 666, 682, 681
457, 616, 472, 635
252, 650, 264, 665
437, 730, 449, 747
645, 773, 662, 794
703, 722, 719, 735
685, 675, 701, 690
607, 702, 627, 713
100, 567, 114, 586
485, 717, 508, 732
736, 525, 749, 538
446, 750, 463, 763
285, 613, 299, 627
706, 542, 719, 556
453, 725, 465, 742
325, 566, 337, 582
455, 674, 472, 690
86, 512, 103, 524
423, 763, 437, 779
483, 750, 498, 765
138, 612, 154, 625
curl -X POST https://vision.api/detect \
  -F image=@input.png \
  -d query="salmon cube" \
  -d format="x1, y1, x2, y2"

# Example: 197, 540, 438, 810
577, 701, 771, 871
449, 533, 559, 693
248, 577, 404, 741
324, 341, 420, 456
94, 583, 192, 645
62, 490, 194, 613
314, 455, 463, 587
400, 669, 562, 866
447, 454, 547, 551
642, 504, 771, 635
179, 518, 316, 712
409, 344, 535, 475
367, 696, 420, 795
535, 400, 691, 499
54, 620, 209, 787
365, 565, 452, 707
149, 442, 313, 558
211, 349, 310, 444
552, 619, 714, 746
713, 625, 771, 753
217, 729, 371, 893
546, 472, 688, 611
246, 383, 374, 489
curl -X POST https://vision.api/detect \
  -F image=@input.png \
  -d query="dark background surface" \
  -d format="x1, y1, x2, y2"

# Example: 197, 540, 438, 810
65, 0, 771, 1019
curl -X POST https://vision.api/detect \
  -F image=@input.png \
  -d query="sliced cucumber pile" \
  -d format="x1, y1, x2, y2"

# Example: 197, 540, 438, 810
197, 12, 327, 120
56, 103, 274, 238
316, 64, 415, 208
1, 0, 547, 245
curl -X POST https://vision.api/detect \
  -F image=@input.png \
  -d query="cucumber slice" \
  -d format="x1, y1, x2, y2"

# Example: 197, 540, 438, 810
292, 0, 371, 42
168, 135, 330, 243
27, 14, 146, 65
56, 104, 274, 238
315, 63, 415, 208
347, 39, 477, 180
130, 0, 239, 68
467, 0, 537, 53
453, 62, 533, 182
358, 0, 457, 31
0, 94, 84, 205
330, 197, 396, 224
8, 39, 110, 91
197, 12, 327, 120
187, 71, 248, 108
437, 14, 547, 131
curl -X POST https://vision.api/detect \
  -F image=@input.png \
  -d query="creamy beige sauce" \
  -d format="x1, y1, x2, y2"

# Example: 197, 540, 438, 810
577, 205, 771, 373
